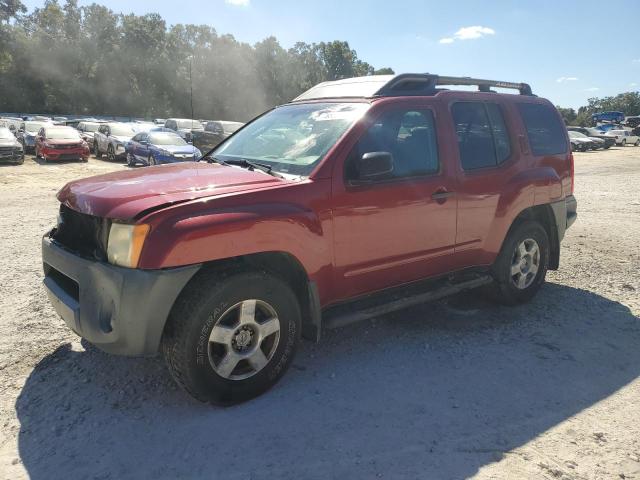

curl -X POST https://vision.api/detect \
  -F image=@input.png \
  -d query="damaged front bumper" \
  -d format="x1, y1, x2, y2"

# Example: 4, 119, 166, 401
42, 233, 200, 356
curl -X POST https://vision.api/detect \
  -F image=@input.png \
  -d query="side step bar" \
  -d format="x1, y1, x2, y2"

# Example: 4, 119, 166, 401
323, 274, 493, 330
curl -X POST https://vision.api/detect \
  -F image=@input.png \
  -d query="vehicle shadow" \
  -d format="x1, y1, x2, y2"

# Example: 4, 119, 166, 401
15, 283, 640, 479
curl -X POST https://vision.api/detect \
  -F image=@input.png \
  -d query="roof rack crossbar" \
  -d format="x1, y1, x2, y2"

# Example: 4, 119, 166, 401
375, 74, 533, 96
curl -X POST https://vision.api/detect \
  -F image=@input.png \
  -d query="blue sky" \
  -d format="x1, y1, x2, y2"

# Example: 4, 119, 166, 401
23, 0, 640, 108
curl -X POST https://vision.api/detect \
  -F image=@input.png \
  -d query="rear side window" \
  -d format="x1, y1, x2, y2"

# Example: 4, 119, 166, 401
452, 102, 512, 170
517, 103, 568, 155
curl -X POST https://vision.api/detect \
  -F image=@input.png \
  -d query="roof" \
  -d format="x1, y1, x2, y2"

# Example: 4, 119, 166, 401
292, 73, 533, 102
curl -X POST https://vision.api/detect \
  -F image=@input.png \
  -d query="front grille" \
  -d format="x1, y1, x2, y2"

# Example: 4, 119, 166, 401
55, 143, 82, 149
51, 204, 110, 261
57, 154, 82, 160
0, 147, 15, 154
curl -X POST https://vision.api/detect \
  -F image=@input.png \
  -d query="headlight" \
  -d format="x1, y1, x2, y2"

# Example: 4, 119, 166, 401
107, 223, 150, 268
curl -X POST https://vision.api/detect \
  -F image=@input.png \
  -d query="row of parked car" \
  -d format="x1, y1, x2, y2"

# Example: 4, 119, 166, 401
567, 125, 640, 151
0, 115, 244, 166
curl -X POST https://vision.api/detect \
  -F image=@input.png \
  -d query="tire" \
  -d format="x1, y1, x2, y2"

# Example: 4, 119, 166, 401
162, 269, 301, 405
107, 144, 115, 162
94, 141, 102, 158
126, 153, 135, 167
635, 140, 639, 147
488, 220, 549, 306
148, 154, 156, 166
621, 139, 626, 147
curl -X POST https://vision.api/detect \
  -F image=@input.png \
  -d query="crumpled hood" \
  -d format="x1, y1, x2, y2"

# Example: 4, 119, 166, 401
57, 162, 285, 220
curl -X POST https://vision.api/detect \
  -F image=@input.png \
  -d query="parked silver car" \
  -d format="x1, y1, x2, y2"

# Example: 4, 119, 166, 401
93, 122, 137, 161
76, 121, 103, 151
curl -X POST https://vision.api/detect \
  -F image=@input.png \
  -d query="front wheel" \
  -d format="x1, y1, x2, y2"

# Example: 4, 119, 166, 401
635, 139, 639, 147
162, 270, 301, 404
126, 153, 135, 167
488, 221, 549, 305
148, 154, 156, 166
621, 139, 626, 147
94, 141, 102, 158
107, 144, 116, 161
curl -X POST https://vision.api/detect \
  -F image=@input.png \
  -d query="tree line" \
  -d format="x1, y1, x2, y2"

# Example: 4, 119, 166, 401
0, 0, 394, 121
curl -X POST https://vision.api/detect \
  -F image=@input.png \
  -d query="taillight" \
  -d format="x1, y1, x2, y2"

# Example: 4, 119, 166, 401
568, 152, 575, 194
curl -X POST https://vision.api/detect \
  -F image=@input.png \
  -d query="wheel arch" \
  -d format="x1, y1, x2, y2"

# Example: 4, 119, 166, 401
503, 204, 560, 270
167, 251, 322, 343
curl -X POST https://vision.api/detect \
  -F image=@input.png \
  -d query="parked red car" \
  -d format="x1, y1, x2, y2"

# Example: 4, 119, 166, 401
35, 126, 90, 162
43, 74, 577, 404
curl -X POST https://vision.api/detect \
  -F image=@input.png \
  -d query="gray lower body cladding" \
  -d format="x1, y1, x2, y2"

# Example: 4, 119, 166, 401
42, 234, 201, 356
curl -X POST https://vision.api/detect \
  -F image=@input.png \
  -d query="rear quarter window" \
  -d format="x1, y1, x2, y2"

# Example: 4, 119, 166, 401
517, 103, 568, 155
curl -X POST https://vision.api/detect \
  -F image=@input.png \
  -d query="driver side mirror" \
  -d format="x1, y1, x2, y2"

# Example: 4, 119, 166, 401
356, 151, 394, 182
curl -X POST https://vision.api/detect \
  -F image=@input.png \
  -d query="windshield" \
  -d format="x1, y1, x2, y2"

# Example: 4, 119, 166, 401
110, 124, 135, 136
83, 123, 100, 132
176, 119, 202, 129
47, 128, 81, 139
24, 122, 47, 132
149, 133, 187, 146
214, 102, 369, 176
0, 127, 14, 139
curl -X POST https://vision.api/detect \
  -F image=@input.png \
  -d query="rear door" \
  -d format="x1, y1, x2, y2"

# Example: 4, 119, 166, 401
331, 101, 457, 300
450, 99, 524, 266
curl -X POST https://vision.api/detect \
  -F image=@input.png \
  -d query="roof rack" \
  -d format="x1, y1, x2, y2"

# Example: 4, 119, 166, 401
292, 73, 533, 102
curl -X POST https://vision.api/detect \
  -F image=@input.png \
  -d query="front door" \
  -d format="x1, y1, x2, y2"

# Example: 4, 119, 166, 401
331, 103, 457, 301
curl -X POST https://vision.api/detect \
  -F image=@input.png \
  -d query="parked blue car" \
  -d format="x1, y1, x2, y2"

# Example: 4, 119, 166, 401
125, 131, 202, 166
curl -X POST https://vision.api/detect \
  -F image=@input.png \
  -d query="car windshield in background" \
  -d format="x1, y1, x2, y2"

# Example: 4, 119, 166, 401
0, 127, 14, 139
24, 122, 46, 132
176, 120, 202, 129
149, 133, 187, 146
568, 131, 587, 139
214, 102, 369, 176
83, 123, 100, 132
110, 125, 135, 136
47, 128, 81, 139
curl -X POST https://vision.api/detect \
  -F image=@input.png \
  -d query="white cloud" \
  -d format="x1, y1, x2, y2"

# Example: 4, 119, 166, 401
225, 0, 249, 5
630, 82, 638, 87
438, 25, 495, 44
584, 87, 599, 92
556, 76, 578, 83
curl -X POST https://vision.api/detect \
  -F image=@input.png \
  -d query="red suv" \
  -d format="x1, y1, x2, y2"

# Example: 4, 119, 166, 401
42, 74, 577, 404
35, 125, 90, 162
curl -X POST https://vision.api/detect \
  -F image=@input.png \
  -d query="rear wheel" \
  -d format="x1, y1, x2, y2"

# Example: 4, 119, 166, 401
162, 270, 301, 404
488, 221, 549, 305
126, 153, 135, 167
107, 144, 116, 161
148, 154, 156, 166
621, 139, 627, 147
635, 139, 639, 146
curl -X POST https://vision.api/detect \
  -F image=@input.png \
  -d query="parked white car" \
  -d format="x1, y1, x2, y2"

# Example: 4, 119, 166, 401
606, 129, 640, 146
93, 122, 137, 161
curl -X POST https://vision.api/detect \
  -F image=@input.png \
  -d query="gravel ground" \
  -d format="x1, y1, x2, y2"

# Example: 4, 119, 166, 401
0, 148, 639, 480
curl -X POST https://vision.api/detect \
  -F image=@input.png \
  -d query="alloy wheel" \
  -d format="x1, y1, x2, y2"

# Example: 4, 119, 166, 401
510, 238, 540, 290
207, 299, 281, 380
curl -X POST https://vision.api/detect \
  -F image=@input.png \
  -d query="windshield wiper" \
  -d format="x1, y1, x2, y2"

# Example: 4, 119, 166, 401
200, 153, 230, 166
225, 158, 285, 179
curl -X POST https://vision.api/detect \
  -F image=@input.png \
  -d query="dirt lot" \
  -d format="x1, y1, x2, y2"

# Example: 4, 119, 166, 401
0, 147, 639, 480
